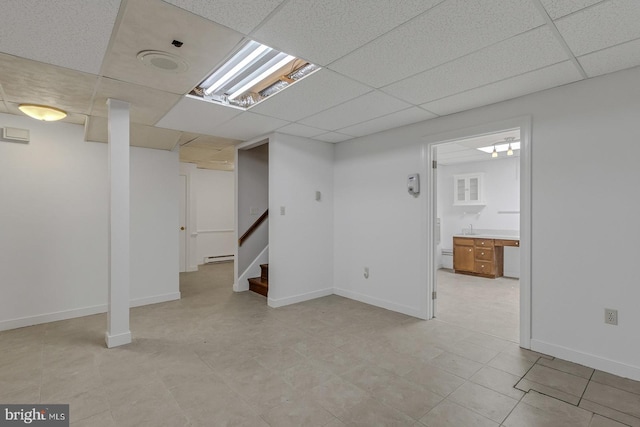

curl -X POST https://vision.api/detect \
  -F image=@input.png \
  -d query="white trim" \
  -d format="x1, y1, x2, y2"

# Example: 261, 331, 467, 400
234, 136, 271, 292
130, 292, 181, 308
197, 229, 234, 233
422, 115, 532, 349
235, 245, 269, 292
105, 331, 132, 348
0, 304, 106, 332
531, 339, 640, 382
179, 162, 199, 273
0, 292, 181, 332
334, 287, 425, 319
268, 288, 334, 308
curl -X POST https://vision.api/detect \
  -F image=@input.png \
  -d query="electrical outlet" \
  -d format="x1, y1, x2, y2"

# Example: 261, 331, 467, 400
605, 308, 618, 325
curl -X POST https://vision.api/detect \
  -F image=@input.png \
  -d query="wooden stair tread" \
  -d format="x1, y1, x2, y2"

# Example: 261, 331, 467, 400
248, 277, 268, 297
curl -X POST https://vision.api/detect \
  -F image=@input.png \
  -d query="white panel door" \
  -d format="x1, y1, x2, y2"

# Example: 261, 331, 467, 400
179, 175, 187, 273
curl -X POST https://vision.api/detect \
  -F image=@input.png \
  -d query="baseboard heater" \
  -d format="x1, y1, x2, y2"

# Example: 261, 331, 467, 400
204, 255, 234, 264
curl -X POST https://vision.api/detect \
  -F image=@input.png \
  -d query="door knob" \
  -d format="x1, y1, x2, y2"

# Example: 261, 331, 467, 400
180, 226, 185, 231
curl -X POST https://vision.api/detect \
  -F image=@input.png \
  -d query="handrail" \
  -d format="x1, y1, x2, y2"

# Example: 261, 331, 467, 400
238, 209, 269, 246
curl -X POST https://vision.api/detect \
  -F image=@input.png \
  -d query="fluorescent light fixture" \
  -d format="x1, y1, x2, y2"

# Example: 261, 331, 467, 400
228, 54, 295, 100
18, 104, 67, 121
203, 43, 271, 95
477, 141, 521, 154
191, 39, 320, 110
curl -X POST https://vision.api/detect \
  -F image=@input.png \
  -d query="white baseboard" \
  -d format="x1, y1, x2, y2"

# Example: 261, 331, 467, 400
187, 265, 198, 272
236, 245, 268, 292
334, 287, 425, 319
130, 292, 181, 308
0, 292, 181, 332
531, 339, 640, 382
105, 330, 132, 348
268, 288, 333, 308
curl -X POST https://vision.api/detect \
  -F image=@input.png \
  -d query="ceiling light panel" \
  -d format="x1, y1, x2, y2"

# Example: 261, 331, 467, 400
191, 40, 320, 110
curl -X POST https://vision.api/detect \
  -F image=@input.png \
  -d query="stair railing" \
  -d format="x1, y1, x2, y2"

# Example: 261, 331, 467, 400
238, 209, 269, 246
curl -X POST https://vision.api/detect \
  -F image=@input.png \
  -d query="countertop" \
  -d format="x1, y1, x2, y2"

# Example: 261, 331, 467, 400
453, 234, 520, 240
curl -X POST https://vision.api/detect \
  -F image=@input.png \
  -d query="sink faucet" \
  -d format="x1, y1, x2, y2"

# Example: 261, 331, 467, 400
469, 224, 473, 235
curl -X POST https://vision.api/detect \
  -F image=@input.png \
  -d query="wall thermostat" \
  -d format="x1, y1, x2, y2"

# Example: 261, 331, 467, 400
408, 173, 420, 196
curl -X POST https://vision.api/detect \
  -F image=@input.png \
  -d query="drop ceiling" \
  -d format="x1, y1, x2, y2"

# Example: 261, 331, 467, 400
1, 0, 639, 170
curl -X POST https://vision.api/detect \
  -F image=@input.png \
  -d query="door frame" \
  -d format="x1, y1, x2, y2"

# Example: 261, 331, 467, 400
179, 174, 187, 273
422, 116, 532, 349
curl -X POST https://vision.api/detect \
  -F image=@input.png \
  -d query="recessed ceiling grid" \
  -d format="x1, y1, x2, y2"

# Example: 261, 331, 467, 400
1, 0, 640, 149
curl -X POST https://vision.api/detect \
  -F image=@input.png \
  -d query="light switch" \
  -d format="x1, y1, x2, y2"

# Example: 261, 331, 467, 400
280, 206, 286, 215
315, 191, 321, 201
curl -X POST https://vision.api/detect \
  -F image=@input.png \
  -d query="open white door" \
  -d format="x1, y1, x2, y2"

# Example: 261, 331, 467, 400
179, 174, 187, 273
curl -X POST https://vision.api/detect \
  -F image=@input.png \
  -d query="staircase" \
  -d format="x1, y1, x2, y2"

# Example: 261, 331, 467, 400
248, 264, 268, 297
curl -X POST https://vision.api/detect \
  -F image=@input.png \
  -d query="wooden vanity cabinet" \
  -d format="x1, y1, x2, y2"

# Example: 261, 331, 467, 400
453, 237, 505, 278
453, 238, 474, 273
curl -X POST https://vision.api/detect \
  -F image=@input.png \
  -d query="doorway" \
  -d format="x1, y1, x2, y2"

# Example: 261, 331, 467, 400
424, 117, 532, 348
179, 174, 187, 273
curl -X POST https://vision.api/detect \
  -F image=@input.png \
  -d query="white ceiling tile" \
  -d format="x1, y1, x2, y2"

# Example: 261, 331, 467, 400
314, 132, 353, 143
578, 38, 640, 77
178, 133, 240, 149
213, 112, 290, 141
90, 78, 181, 125
299, 91, 411, 131
276, 123, 326, 138
0, 0, 120, 74
130, 125, 182, 150
253, 0, 444, 65
250, 69, 371, 122
0, 53, 97, 115
539, 0, 603, 19
421, 61, 582, 116
85, 116, 108, 143
163, 0, 285, 35
156, 96, 242, 135
102, 0, 243, 95
555, 0, 640, 56
330, 0, 545, 88
338, 107, 437, 137
384, 26, 568, 105
84, 115, 181, 149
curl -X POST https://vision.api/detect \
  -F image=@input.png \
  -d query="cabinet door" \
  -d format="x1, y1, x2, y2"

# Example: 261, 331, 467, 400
455, 177, 467, 204
454, 245, 475, 272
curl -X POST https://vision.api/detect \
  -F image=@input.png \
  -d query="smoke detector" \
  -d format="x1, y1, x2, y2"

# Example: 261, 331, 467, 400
137, 50, 189, 73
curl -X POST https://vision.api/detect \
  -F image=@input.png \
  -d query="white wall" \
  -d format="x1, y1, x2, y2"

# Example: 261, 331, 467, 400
0, 113, 179, 330
269, 133, 334, 307
334, 66, 640, 380
194, 168, 234, 263
438, 157, 520, 245
237, 143, 269, 275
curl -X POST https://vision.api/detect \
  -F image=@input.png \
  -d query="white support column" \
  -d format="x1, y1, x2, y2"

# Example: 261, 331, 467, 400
105, 98, 132, 348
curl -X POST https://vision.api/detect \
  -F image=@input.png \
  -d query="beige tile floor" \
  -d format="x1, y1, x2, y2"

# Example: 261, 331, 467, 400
0, 262, 638, 426
436, 269, 520, 342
